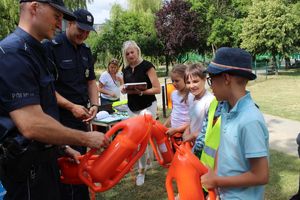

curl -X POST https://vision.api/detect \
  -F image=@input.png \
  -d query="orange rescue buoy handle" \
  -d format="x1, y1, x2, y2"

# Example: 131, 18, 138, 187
150, 120, 174, 168
78, 118, 153, 192
177, 142, 217, 200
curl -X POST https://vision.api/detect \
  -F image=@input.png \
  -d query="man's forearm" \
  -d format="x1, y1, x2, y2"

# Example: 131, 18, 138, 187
88, 80, 99, 105
55, 91, 75, 110
10, 105, 89, 146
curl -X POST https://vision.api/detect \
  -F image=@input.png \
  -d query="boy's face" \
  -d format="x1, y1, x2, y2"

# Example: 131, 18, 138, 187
186, 75, 205, 98
208, 73, 228, 101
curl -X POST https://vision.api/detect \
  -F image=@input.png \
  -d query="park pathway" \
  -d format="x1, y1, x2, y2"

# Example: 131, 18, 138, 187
265, 114, 299, 157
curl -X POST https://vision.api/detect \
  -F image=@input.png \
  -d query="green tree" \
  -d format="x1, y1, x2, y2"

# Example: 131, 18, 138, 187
64, 0, 93, 10
0, 0, 19, 39
128, 0, 162, 13
240, 0, 300, 71
88, 3, 163, 67
189, 0, 251, 53
155, 0, 205, 65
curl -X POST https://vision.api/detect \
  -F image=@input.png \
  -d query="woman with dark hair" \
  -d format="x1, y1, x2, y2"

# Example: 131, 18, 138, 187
98, 58, 123, 105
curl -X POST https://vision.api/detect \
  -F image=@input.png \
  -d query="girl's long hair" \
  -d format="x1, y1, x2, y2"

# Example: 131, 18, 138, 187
171, 64, 189, 104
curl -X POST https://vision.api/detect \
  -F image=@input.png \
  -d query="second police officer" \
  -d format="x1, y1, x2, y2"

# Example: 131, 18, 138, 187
44, 9, 98, 200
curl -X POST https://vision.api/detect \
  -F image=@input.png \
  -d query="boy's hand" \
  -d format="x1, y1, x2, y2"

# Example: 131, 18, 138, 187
201, 167, 218, 189
166, 128, 177, 136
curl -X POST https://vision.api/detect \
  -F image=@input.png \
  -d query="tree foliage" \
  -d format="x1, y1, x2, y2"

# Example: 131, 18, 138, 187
86, 3, 163, 67
155, 0, 205, 63
0, 0, 19, 39
128, 0, 162, 13
189, 0, 251, 52
64, 0, 93, 10
240, 0, 300, 67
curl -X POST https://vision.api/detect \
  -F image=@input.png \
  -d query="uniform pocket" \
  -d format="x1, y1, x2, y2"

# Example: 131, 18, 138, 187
58, 61, 78, 82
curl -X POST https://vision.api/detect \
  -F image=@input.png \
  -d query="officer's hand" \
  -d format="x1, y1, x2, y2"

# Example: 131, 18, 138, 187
83, 106, 98, 122
86, 131, 110, 149
64, 146, 81, 164
201, 167, 218, 189
71, 104, 91, 120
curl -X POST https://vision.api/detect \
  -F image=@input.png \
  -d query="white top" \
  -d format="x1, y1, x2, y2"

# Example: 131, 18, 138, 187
99, 71, 122, 100
170, 90, 193, 128
188, 90, 214, 134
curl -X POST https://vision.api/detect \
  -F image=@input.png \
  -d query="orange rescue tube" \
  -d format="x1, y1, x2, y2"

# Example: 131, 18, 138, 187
78, 114, 153, 192
170, 132, 183, 148
58, 155, 98, 185
165, 143, 216, 200
149, 120, 174, 167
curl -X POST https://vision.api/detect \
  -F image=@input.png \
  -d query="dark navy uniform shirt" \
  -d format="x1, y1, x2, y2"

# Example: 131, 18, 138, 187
0, 27, 59, 141
122, 60, 156, 111
44, 33, 96, 106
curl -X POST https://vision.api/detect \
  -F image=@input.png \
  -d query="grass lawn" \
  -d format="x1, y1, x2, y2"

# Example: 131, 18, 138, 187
248, 69, 300, 121
94, 68, 300, 199
96, 150, 300, 200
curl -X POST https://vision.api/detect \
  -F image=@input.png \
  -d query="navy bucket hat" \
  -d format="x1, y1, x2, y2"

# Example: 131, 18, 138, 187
20, 0, 76, 21
207, 47, 257, 80
73, 9, 95, 31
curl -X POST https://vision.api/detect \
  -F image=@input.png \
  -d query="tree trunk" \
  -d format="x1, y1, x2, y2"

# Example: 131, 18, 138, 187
284, 56, 291, 69
165, 55, 169, 76
272, 53, 278, 75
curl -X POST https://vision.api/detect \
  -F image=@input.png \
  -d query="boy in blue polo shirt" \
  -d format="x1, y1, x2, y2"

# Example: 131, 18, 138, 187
201, 47, 269, 199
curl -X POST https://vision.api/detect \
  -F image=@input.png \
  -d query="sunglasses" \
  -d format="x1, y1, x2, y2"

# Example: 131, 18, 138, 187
109, 59, 119, 65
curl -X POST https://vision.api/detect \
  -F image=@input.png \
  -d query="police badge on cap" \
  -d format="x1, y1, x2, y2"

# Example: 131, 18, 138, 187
73, 9, 95, 32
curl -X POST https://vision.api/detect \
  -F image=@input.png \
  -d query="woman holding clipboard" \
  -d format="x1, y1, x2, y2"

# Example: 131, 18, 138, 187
121, 40, 161, 186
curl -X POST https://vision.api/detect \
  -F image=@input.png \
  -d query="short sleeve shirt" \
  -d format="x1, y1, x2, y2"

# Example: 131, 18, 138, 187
122, 60, 156, 111
0, 27, 59, 122
188, 90, 214, 134
43, 33, 96, 105
217, 92, 269, 199
99, 71, 122, 100
170, 90, 193, 128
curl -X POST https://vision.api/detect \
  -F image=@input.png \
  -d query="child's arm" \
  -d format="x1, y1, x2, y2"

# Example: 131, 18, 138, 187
201, 156, 269, 189
166, 123, 189, 136
163, 116, 171, 127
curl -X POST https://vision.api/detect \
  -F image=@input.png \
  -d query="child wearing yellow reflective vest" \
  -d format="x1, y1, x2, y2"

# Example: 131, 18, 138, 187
193, 98, 222, 161
193, 98, 223, 197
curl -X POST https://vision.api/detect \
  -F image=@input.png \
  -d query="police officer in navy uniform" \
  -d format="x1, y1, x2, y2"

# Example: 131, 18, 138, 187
44, 9, 99, 200
0, 1, 109, 200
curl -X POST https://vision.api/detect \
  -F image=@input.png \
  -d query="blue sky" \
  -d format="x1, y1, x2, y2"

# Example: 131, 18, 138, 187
87, 0, 128, 24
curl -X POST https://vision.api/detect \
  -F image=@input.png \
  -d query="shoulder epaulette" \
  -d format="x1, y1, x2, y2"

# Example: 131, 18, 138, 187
51, 38, 62, 46
82, 43, 90, 49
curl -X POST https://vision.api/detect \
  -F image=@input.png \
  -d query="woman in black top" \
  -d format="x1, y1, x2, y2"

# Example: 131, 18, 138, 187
121, 40, 161, 186
121, 40, 160, 117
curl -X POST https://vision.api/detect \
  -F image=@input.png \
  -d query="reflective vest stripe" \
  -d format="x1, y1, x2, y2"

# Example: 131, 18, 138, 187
203, 145, 217, 158
200, 98, 221, 170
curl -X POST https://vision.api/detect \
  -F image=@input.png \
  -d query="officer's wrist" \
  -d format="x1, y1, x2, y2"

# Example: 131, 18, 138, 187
90, 104, 99, 112
60, 145, 70, 153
